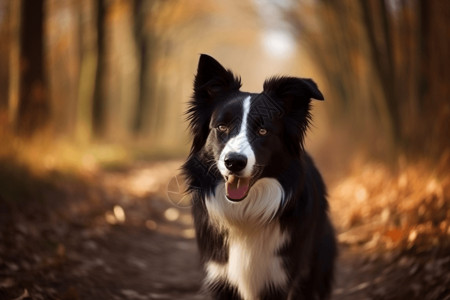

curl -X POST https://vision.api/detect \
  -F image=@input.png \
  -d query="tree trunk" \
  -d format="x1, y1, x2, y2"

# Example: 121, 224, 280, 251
93, 0, 106, 137
0, 1, 10, 112
46, 0, 80, 137
76, 0, 98, 143
8, 0, 21, 128
18, 0, 49, 135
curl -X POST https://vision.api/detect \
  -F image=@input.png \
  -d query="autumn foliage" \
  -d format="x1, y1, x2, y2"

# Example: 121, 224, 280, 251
0, 0, 448, 299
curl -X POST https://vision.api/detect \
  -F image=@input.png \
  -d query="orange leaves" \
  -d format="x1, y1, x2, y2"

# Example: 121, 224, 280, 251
384, 228, 403, 244
331, 160, 450, 252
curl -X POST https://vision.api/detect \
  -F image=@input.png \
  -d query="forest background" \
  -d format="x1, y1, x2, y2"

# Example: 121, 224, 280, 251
0, 1, 448, 299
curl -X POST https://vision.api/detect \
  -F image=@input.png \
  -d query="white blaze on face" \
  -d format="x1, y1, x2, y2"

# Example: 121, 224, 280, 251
218, 96, 255, 178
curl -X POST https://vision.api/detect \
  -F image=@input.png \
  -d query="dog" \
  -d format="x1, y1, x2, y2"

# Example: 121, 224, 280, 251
182, 54, 336, 300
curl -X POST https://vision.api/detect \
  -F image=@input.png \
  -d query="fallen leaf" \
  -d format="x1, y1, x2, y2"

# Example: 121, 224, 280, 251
0, 278, 15, 288
13, 289, 30, 300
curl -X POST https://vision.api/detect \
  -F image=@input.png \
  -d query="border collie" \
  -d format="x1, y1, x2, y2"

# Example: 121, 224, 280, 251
182, 54, 336, 300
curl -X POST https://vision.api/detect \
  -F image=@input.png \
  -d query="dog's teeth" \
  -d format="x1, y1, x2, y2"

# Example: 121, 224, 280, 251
228, 175, 237, 184
237, 177, 250, 189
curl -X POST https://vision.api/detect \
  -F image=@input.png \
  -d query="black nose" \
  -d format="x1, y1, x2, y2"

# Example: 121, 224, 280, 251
224, 153, 247, 173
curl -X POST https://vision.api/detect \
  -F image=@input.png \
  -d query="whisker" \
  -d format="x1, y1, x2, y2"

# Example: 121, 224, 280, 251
207, 161, 221, 178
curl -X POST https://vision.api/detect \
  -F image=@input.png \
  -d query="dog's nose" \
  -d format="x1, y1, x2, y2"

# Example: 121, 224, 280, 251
224, 153, 247, 173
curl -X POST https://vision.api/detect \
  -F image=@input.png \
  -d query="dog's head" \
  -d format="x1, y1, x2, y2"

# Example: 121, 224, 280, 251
187, 54, 323, 201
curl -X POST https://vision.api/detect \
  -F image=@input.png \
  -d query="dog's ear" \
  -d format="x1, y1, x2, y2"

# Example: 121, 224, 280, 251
263, 77, 324, 154
263, 76, 324, 118
263, 76, 324, 103
194, 54, 241, 100
187, 55, 241, 154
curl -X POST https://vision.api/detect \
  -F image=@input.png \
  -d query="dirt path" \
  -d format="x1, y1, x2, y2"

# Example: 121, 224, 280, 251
0, 160, 448, 299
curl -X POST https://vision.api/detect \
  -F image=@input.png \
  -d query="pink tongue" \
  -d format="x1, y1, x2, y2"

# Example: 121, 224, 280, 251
225, 175, 250, 201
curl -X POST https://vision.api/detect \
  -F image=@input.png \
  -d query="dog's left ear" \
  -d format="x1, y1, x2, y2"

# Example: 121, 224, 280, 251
263, 76, 324, 120
263, 76, 324, 104
263, 77, 324, 154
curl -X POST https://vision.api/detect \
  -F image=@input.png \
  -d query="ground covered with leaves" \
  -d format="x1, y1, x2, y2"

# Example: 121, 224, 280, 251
331, 156, 450, 300
0, 156, 449, 299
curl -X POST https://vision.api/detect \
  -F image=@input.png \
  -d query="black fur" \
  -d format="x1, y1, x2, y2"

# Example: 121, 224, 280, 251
183, 54, 336, 300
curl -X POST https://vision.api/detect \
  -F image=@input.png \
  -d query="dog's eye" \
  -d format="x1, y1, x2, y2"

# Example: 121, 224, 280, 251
258, 128, 268, 136
217, 125, 228, 132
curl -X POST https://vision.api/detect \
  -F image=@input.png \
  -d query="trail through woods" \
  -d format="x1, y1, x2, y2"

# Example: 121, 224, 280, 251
0, 160, 449, 300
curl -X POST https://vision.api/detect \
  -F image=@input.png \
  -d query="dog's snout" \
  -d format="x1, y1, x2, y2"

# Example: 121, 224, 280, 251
224, 153, 247, 173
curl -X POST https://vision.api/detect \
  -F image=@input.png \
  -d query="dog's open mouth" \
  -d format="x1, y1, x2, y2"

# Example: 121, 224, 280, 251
225, 175, 250, 202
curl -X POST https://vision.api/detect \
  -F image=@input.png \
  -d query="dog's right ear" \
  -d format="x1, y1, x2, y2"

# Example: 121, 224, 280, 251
194, 54, 241, 100
187, 55, 241, 154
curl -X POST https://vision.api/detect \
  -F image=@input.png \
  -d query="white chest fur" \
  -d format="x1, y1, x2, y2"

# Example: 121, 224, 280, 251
205, 178, 288, 300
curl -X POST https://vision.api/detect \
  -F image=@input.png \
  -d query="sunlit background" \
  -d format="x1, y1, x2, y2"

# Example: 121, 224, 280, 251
0, 0, 449, 299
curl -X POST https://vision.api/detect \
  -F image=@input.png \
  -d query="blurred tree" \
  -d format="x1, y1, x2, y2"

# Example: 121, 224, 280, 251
7, 0, 21, 128
76, 0, 98, 143
93, 0, 106, 138
0, 0, 281, 153
46, 0, 80, 136
0, 0, 9, 113
132, 0, 153, 136
93, 0, 139, 141
291, 0, 450, 161
417, 0, 450, 158
18, 0, 49, 134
